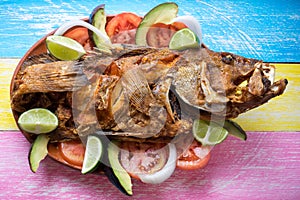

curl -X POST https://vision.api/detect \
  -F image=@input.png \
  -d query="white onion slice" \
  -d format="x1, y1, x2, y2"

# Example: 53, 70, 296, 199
54, 19, 112, 47
172, 16, 202, 44
138, 143, 177, 184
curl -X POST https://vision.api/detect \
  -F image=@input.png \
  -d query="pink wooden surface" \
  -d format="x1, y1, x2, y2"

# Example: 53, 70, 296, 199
0, 131, 299, 199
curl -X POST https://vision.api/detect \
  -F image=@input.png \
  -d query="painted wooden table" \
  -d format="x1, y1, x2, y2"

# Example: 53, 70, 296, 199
0, 1, 299, 199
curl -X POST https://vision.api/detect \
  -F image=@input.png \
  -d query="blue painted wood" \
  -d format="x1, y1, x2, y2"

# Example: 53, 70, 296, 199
0, 0, 299, 62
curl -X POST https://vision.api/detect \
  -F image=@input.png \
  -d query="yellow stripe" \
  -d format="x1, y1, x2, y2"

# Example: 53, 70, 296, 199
0, 59, 19, 130
235, 63, 300, 131
0, 59, 299, 131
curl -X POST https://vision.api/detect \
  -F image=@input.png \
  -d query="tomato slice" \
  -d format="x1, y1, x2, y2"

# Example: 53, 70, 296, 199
146, 22, 187, 48
176, 140, 211, 170
58, 140, 85, 167
63, 27, 91, 50
105, 12, 142, 44
118, 141, 169, 180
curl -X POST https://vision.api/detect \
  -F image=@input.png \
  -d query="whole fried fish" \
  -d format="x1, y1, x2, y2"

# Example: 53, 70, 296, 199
11, 45, 288, 142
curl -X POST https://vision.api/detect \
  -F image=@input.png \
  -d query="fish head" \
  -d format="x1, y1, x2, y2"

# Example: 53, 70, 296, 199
156, 47, 287, 120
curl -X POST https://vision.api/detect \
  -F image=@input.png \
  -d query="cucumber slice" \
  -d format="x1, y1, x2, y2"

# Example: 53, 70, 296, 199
89, 4, 112, 53
107, 142, 132, 196
28, 134, 50, 173
135, 2, 178, 46
224, 120, 247, 141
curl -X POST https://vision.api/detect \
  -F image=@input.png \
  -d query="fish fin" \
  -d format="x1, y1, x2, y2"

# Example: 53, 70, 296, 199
121, 68, 154, 113
153, 78, 175, 122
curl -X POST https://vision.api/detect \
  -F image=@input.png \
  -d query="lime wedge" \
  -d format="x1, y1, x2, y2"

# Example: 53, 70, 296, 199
81, 135, 103, 174
169, 28, 200, 50
46, 35, 86, 60
193, 119, 228, 146
18, 108, 58, 134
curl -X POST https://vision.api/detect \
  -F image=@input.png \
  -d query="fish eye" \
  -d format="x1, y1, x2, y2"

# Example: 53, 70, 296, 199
221, 54, 234, 64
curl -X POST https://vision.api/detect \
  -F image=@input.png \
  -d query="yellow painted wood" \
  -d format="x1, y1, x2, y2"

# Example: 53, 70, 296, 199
235, 63, 300, 131
0, 59, 19, 130
0, 59, 299, 131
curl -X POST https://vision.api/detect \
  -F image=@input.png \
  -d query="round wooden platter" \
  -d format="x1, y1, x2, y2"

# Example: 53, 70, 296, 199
9, 15, 209, 172
10, 23, 89, 171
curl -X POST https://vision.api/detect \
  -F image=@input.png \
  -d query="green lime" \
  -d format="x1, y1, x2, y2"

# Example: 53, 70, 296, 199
193, 119, 228, 146
169, 28, 200, 50
81, 135, 103, 174
46, 35, 86, 60
18, 108, 58, 134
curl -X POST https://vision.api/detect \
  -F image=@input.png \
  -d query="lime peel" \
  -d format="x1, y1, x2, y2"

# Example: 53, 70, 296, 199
172, 15, 202, 45
81, 135, 103, 174
46, 35, 86, 61
53, 20, 112, 53
169, 28, 200, 50
193, 119, 229, 146
18, 108, 58, 134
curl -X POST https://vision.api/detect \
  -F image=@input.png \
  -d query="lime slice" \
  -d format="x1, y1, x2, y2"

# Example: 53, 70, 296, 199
46, 35, 86, 60
193, 119, 228, 146
169, 28, 200, 50
81, 135, 103, 174
18, 108, 58, 134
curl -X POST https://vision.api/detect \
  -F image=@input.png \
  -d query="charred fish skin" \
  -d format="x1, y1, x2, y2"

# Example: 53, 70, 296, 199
11, 61, 89, 111
209, 50, 288, 118
75, 46, 288, 138
11, 45, 288, 142
176, 48, 288, 118
152, 47, 287, 120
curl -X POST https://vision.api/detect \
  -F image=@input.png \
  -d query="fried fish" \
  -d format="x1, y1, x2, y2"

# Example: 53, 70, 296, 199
10, 45, 288, 142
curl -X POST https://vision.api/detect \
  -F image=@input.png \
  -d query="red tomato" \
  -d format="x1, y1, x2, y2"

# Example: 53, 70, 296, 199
58, 140, 85, 167
105, 12, 142, 44
63, 27, 92, 50
146, 22, 187, 48
176, 140, 211, 170
118, 141, 169, 180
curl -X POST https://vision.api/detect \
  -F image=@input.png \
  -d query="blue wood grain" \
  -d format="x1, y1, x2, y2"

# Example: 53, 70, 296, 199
0, 0, 299, 62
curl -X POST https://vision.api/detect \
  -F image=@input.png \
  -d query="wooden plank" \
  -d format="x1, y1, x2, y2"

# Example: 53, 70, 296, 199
0, 59, 18, 130
1, 0, 299, 62
235, 63, 300, 131
0, 131, 299, 199
0, 59, 299, 131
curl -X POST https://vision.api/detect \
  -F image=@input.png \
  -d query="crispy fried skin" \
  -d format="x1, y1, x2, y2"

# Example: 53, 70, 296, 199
11, 46, 287, 142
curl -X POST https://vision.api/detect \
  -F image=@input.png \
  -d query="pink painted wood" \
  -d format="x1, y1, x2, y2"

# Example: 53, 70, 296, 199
0, 131, 299, 199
